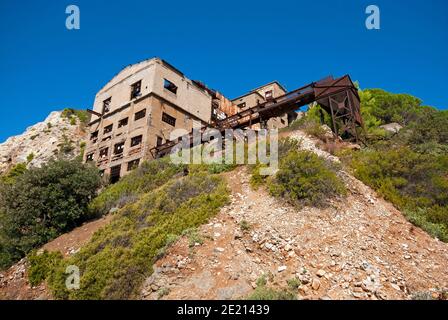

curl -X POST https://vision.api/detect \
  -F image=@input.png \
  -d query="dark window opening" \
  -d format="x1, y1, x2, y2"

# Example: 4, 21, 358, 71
104, 124, 113, 134
134, 109, 146, 121
114, 142, 125, 155
163, 79, 178, 94
127, 159, 140, 171
103, 97, 111, 114
237, 102, 246, 109
265, 90, 273, 100
110, 165, 121, 184
131, 80, 142, 99
131, 135, 143, 147
156, 136, 163, 146
162, 112, 176, 126
86, 153, 94, 162
281, 118, 285, 124
118, 117, 128, 128
99, 147, 109, 159
90, 131, 98, 140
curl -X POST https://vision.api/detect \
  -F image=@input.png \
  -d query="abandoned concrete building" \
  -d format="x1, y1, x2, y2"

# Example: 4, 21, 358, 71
231, 81, 289, 129
84, 57, 291, 182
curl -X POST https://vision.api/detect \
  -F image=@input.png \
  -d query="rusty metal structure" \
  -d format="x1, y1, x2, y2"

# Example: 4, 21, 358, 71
150, 74, 362, 158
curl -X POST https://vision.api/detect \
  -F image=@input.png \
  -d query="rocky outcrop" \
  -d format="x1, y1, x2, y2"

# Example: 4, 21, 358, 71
0, 111, 87, 173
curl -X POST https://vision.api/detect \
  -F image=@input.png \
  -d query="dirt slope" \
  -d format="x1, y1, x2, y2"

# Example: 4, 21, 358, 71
0, 215, 112, 300
141, 132, 448, 300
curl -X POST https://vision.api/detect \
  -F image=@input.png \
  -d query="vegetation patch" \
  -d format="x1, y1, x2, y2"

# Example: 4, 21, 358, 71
0, 159, 101, 269
44, 167, 229, 299
27, 250, 63, 286
250, 137, 345, 207
337, 89, 448, 241
61, 108, 90, 126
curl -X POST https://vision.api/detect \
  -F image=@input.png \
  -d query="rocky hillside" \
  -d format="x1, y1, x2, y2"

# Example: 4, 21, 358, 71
0, 129, 447, 300
0, 110, 88, 174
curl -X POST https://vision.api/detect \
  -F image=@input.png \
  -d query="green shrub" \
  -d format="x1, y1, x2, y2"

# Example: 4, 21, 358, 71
246, 286, 296, 300
27, 250, 63, 286
0, 163, 27, 184
89, 158, 184, 215
183, 228, 204, 248
269, 150, 346, 207
0, 159, 101, 269
256, 274, 268, 287
61, 108, 90, 126
239, 220, 251, 232
26, 152, 35, 163
287, 277, 301, 291
341, 145, 448, 241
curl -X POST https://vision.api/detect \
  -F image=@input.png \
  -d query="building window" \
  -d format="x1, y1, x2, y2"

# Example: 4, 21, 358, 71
281, 118, 285, 124
127, 159, 140, 171
86, 153, 94, 162
156, 136, 163, 146
110, 165, 121, 184
90, 131, 98, 140
114, 142, 125, 155
162, 112, 176, 126
104, 124, 113, 134
134, 109, 146, 121
118, 117, 128, 128
103, 97, 111, 114
265, 90, 273, 100
130, 80, 142, 99
99, 147, 109, 159
131, 135, 143, 147
163, 79, 178, 94
237, 102, 246, 109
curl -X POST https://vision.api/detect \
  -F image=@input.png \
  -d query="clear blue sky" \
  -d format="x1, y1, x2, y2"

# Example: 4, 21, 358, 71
0, 0, 447, 142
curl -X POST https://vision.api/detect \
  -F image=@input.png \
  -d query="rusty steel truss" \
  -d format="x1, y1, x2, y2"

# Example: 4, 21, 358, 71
150, 75, 363, 158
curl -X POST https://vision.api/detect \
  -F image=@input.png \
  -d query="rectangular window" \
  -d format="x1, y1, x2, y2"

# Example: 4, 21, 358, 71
103, 97, 111, 114
99, 147, 109, 158
237, 102, 246, 109
114, 142, 125, 155
134, 109, 146, 121
110, 165, 121, 184
156, 136, 163, 146
163, 79, 178, 94
90, 131, 98, 140
118, 117, 128, 128
131, 135, 143, 147
162, 112, 176, 126
130, 80, 142, 99
86, 153, 94, 162
104, 124, 113, 134
127, 159, 140, 171
265, 90, 273, 100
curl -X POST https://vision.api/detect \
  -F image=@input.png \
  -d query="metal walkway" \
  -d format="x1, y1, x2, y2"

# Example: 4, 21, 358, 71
150, 74, 362, 158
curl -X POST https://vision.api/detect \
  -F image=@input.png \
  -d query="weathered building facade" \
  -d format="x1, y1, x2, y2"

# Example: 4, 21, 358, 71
231, 81, 289, 129
85, 58, 290, 182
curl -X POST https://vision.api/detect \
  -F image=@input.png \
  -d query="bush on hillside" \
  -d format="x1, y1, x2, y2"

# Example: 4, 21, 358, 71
269, 150, 346, 207
0, 159, 101, 269
340, 145, 448, 241
88, 158, 185, 216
